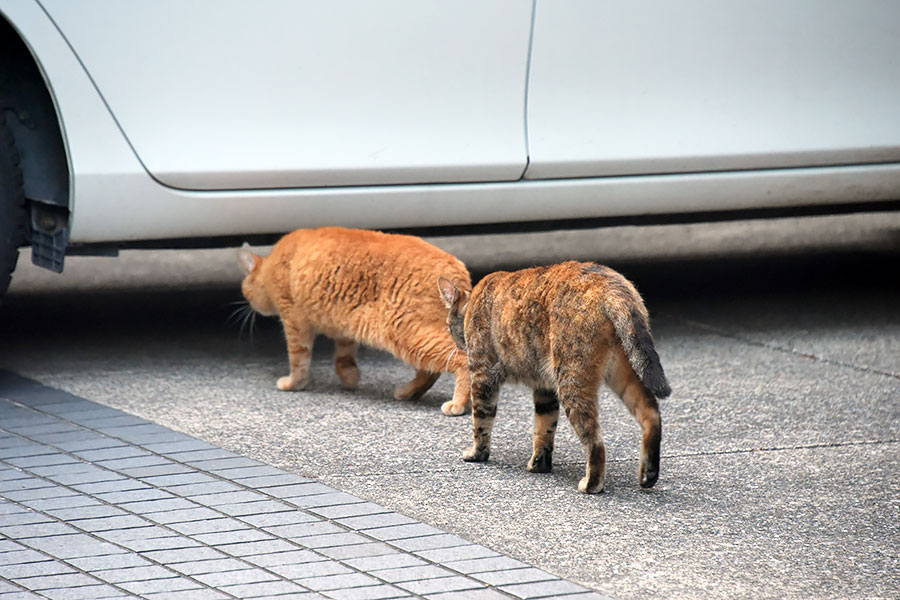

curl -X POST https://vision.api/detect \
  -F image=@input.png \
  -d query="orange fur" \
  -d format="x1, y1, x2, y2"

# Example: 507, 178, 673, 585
239, 227, 472, 415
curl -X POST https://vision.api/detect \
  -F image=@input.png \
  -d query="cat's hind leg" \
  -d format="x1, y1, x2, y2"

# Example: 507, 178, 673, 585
605, 348, 662, 489
278, 315, 314, 391
334, 337, 360, 389
462, 370, 501, 463
527, 389, 559, 473
393, 370, 440, 401
554, 356, 606, 493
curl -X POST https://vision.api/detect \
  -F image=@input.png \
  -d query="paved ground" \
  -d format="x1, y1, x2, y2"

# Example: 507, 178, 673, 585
1, 212, 899, 599
1, 371, 601, 600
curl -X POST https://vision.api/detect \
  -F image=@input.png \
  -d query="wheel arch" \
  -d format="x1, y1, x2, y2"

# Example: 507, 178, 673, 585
0, 10, 71, 270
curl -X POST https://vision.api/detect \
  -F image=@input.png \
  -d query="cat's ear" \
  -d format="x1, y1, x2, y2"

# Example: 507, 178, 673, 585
238, 242, 260, 275
437, 277, 460, 309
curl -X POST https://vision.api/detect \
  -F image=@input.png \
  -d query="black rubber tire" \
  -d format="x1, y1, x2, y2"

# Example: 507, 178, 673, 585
0, 115, 26, 304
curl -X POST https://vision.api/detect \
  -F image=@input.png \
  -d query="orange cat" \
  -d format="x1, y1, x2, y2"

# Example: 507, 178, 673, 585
239, 227, 472, 415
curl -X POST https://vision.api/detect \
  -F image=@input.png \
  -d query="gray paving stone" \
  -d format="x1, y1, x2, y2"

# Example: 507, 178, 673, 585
0, 549, 45, 567
70, 479, 151, 495
262, 521, 344, 539
79, 416, 149, 430
258, 483, 335, 498
194, 529, 274, 546
6, 454, 81, 469
0, 444, 53, 460
55, 438, 126, 453
38, 583, 125, 600
318, 543, 397, 561
117, 464, 195, 478
95, 488, 173, 505
268, 560, 351, 580
96, 525, 173, 543
167, 481, 243, 497
193, 568, 279, 587
67, 553, 153, 571
48, 505, 126, 521
374, 564, 458, 583
139, 472, 216, 487
214, 539, 299, 557
397, 576, 484, 595
295, 571, 380, 591
0, 560, 75, 579
141, 547, 229, 564
286, 492, 366, 509
242, 549, 328, 568
118, 577, 199, 595
70, 515, 153, 532
165, 557, 248, 575
215, 500, 295, 517
0, 511, 50, 526
364, 523, 444, 541
187, 490, 267, 506
119, 497, 199, 514
143, 589, 230, 600
415, 545, 500, 564
47, 470, 125, 486
0, 522, 79, 539
96, 456, 173, 471
141, 440, 218, 454
0, 590, 44, 599
93, 565, 178, 583
231, 473, 312, 488
424, 589, 511, 600
74, 446, 149, 462
185, 457, 264, 471
335, 513, 417, 531
499, 579, 591, 599
116, 536, 202, 553
5, 486, 79, 502
391, 534, 470, 553
167, 517, 248, 535
219, 580, 312, 597
166, 449, 240, 464
209, 465, 287, 480
472, 567, 557, 586
444, 555, 530, 574
141, 506, 222, 524
325, 584, 410, 600
21, 533, 122, 559
13, 572, 101, 591
20, 495, 98, 511
294, 532, 370, 549
27, 463, 93, 477
237, 510, 319, 528
343, 553, 426, 572
0, 477, 55, 493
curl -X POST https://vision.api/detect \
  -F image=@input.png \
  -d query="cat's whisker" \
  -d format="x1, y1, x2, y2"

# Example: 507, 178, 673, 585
443, 346, 458, 372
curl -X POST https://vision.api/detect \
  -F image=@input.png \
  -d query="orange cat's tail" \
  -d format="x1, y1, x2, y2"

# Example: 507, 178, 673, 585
588, 265, 671, 399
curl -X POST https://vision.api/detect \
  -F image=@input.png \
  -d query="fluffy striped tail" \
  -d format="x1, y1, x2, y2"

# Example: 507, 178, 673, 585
590, 265, 671, 398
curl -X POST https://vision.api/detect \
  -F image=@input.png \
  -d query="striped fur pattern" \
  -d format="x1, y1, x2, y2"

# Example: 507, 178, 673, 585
438, 261, 669, 493
240, 227, 472, 416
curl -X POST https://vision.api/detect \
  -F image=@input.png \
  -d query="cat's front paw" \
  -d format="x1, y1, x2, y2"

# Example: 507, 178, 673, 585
441, 400, 467, 416
527, 450, 553, 473
462, 445, 489, 463
277, 376, 308, 391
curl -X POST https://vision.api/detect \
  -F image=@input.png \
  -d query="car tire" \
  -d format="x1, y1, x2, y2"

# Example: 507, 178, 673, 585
0, 115, 26, 304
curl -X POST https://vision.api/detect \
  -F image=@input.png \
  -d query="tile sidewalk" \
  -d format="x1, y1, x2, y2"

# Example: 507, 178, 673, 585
0, 371, 609, 600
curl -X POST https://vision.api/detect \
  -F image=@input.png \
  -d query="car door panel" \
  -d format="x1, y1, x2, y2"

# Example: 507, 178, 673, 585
524, 0, 900, 180
41, 0, 533, 190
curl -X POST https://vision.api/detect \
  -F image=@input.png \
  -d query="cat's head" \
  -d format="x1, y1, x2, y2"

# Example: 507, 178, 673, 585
238, 243, 277, 316
437, 278, 469, 351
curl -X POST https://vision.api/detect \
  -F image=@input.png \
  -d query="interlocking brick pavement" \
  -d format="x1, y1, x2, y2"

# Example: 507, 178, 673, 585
0, 371, 610, 600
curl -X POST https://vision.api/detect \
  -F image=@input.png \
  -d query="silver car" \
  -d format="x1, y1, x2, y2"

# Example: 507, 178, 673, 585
1, 0, 899, 300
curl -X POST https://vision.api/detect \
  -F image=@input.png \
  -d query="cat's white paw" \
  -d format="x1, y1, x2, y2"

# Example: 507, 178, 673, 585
462, 445, 489, 462
277, 376, 307, 391
441, 400, 467, 416
578, 475, 604, 494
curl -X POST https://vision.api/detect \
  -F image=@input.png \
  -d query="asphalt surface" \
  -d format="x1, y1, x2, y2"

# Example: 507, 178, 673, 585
2, 212, 899, 600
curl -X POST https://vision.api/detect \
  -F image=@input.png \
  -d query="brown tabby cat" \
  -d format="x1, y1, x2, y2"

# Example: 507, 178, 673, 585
438, 261, 670, 493
239, 226, 472, 416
